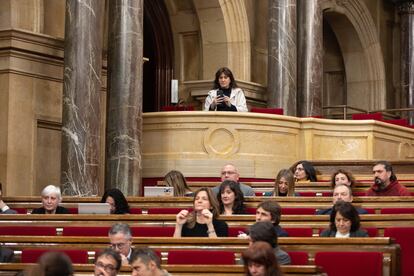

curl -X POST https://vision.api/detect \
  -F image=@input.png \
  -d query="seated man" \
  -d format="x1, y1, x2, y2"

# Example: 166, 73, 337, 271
316, 184, 368, 215
109, 223, 133, 265
31, 185, 70, 214
212, 164, 255, 196
367, 161, 410, 196
94, 248, 122, 276
130, 247, 171, 276
248, 221, 291, 265
255, 201, 288, 237
0, 182, 17, 214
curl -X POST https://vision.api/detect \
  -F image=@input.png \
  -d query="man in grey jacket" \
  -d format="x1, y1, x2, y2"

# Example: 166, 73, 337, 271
0, 183, 17, 214
212, 164, 255, 196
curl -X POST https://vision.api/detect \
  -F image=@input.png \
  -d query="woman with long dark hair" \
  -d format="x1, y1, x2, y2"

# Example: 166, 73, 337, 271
217, 180, 246, 215
100, 188, 130, 214
291, 160, 317, 182
242, 241, 283, 276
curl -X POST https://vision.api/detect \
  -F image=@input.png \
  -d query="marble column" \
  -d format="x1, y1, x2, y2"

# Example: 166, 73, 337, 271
106, 0, 143, 196
398, 1, 414, 125
267, 0, 297, 116
61, 0, 104, 196
297, 0, 323, 117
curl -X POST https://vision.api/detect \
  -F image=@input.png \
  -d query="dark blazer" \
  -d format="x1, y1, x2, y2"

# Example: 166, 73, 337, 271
0, 208, 18, 214
31, 206, 70, 214
0, 247, 14, 262
316, 206, 368, 215
320, 229, 369, 237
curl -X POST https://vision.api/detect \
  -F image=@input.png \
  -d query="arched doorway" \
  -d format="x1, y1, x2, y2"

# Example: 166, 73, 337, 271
143, 0, 174, 112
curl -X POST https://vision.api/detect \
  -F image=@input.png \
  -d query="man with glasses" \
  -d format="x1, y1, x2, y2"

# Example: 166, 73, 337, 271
212, 164, 255, 196
108, 223, 133, 265
94, 248, 121, 276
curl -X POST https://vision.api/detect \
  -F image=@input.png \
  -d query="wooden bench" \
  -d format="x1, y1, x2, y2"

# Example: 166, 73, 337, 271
0, 263, 324, 276
0, 236, 399, 276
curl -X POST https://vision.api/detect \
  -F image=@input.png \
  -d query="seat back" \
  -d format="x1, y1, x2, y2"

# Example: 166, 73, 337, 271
21, 249, 89, 264
384, 227, 414, 276
381, 208, 414, 214
287, 251, 308, 265
282, 208, 315, 215
131, 226, 175, 237
62, 226, 110, 236
228, 226, 248, 237
284, 228, 313, 237
352, 112, 383, 120
0, 226, 56, 236
315, 251, 383, 276
147, 207, 188, 214
250, 107, 283, 115
167, 250, 235, 265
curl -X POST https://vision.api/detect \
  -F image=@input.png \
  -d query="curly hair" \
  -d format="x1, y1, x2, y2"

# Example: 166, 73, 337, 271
217, 180, 246, 214
101, 188, 130, 214
329, 201, 361, 233
330, 169, 356, 189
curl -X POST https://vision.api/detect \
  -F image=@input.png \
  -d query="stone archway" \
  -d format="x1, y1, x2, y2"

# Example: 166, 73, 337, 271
192, 0, 251, 81
322, 0, 386, 110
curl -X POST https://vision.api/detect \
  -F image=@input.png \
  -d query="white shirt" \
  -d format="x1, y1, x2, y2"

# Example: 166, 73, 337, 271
204, 88, 248, 112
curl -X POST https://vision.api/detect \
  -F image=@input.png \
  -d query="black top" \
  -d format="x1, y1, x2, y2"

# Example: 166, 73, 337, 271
31, 206, 70, 214
320, 229, 369, 237
181, 219, 228, 237
215, 88, 237, 111
316, 206, 368, 215
275, 225, 289, 237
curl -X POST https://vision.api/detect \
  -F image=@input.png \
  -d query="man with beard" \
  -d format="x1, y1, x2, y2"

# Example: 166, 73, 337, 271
366, 161, 410, 196
94, 248, 122, 276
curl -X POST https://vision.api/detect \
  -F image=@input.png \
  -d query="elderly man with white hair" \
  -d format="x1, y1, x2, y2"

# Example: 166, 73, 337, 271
31, 185, 70, 214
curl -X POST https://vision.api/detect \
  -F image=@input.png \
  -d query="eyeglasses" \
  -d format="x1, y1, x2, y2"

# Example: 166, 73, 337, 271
95, 261, 116, 273
221, 171, 236, 176
110, 242, 126, 250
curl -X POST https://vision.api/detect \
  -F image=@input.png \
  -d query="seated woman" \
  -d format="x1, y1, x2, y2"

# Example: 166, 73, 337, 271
204, 67, 248, 112
31, 185, 70, 214
100, 188, 130, 214
173, 187, 228, 237
163, 170, 193, 197
320, 201, 368, 238
291, 160, 317, 182
330, 169, 356, 189
217, 180, 246, 215
264, 169, 296, 196
242, 241, 282, 276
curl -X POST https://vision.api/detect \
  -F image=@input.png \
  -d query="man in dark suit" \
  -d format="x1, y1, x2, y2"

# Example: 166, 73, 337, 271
0, 182, 17, 214
0, 246, 14, 262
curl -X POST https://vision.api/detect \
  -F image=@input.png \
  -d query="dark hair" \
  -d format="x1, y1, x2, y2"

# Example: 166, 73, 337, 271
257, 201, 282, 226
130, 247, 161, 269
374, 161, 397, 182
329, 201, 361, 233
248, 221, 278, 248
242, 241, 282, 276
186, 187, 220, 228
213, 67, 238, 89
217, 180, 246, 214
95, 248, 122, 272
101, 188, 130, 214
37, 251, 74, 276
292, 160, 317, 182
330, 169, 356, 189
274, 169, 295, 196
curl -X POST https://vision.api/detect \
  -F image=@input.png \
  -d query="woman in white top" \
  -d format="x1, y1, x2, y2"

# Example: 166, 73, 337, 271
204, 67, 248, 112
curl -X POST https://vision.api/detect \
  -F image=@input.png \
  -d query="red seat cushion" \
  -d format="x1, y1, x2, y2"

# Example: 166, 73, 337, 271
161, 105, 194, 111
287, 251, 308, 265
131, 226, 175, 237
383, 119, 409, 127
384, 227, 414, 276
352, 112, 383, 120
282, 208, 316, 215
362, 227, 378, 237
228, 226, 248, 237
284, 228, 313, 237
251, 107, 283, 115
315, 251, 383, 276
129, 208, 142, 214
62, 226, 109, 236
67, 208, 78, 214
0, 226, 56, 236
245, 207, 256, 215
147, 208, 189, 214
167, 250, 235, 265
13, 208, 27, 214
381, 208, 414, 214
21, 249, 89, 264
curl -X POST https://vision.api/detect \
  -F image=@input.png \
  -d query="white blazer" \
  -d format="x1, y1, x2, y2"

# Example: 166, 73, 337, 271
204, 87, 248, 112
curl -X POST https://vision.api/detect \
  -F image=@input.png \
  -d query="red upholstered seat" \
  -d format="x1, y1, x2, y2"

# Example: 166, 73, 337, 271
362, 227, 378, 237
296, 192, 319, 197
282, 208, 315, 215
13, 208, 28, 214
284, 228, 313, 237
250, 107, 283, 115
245, 207, 256, 214
381, 208, 414, 214
21, 249, 89, 264
161, 105, 194, 111
67, 207, 78, 214
167, 250, 235, 265
131, 226, 175, 237
353, 191, 367, 196
287, 251, 308, 265
384, 227, 414, 276
228, 226, 248, 237
62, 226, 109, 236
352, 112, 383, 120
383, 118, 409, 127
0, 226, 56, 236
129, 208, 142, 214
147, 208, 190, 214
315, 251, 383, 276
